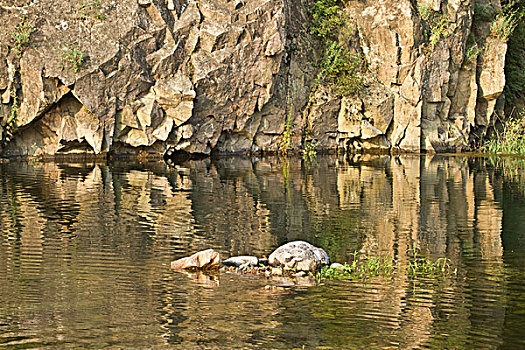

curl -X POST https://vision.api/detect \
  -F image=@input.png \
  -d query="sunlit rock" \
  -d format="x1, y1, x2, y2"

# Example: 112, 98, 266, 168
223, 256, 259, 267
268, 241, 330, 272
171, 249, 221, 270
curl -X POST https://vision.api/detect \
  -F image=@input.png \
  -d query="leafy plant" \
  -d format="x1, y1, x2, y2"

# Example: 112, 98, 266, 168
62, 48, 86, 72
418, 6, 450, 47
464, 43, 483, 63
77, 0, 106, 20
317, 252, 397, 281
464, 34, 484, 64
279, 106, 296, 157
302, 139, 320, 161
429, 14, 449, 46
482, 109, 525, 155
429, 16, 449, 45
2, 94, 18, 146
11, 16, 34, 57
418, 5, 433, 22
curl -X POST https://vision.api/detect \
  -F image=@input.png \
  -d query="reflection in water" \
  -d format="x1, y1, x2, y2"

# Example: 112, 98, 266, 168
0, 155, 524, 349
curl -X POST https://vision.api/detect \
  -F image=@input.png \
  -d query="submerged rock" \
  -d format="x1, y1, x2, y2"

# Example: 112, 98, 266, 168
171, 249, 220, 270
222, 256, 259, 267
268, 241, 330, 272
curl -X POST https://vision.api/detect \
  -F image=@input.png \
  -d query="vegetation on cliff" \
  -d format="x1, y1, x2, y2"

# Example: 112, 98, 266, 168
476, 0, 525, 155
483, 110, 525, 155
310, 0, 364, 96
504, 0, 525, 110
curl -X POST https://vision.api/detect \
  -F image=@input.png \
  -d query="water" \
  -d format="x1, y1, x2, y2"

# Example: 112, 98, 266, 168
0, 155, 524, 349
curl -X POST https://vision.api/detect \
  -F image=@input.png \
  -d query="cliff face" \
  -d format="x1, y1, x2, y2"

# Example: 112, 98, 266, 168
0, 0, 508, 157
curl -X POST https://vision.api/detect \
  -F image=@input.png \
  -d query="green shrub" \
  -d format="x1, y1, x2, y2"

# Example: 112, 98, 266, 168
317, 41, 364, 95
505, 15, 524, 105
491, 11, 521, 41
11, 16, 34, 56
483, 110, 525, 155
310, 0, 343, 40
502, 0, 525, 106
310, 0, 364, 96
302, 139, 319, 161
428, 14, 450, 46
279, 106, 296, 157
418, 5, 433, 22
418, 6, 450, 47
464, 41, 483, 64
2, 94, 18, 145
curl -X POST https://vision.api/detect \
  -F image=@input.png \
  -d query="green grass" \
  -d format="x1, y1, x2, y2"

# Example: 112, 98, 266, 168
77, 0, 106, 20
302, 138, 319, 162
464, 34, 484, 64
62, 48, 86, 72
317, 247, 457, 281
482, 110, 525, 155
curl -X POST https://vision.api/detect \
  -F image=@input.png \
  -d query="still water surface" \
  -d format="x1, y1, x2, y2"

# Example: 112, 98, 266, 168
0, 155, 524, 349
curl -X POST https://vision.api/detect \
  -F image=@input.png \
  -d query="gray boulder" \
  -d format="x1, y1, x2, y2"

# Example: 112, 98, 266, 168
268, 241, 330, 272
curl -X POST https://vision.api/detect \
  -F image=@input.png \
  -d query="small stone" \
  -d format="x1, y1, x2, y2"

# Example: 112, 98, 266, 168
284, 259, 298, 270
296, 271, 306, 277
223, 256, 259, 267
265, 270, 271, 278
271, 267, 283, 276
295, 259, 316, 273
330, 263, 345, 271
137, 0, 151, 7
258, 258, 269, 266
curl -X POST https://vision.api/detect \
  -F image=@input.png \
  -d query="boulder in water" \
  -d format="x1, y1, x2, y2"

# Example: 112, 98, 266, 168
171, 249, 221, 270
268, 241, 330, 272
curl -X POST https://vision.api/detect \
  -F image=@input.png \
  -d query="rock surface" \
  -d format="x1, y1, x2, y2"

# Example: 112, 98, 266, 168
268, 241, 330, 272
0, 0, 510, 157
222, 256, 259, 267
171, 249, 221, 270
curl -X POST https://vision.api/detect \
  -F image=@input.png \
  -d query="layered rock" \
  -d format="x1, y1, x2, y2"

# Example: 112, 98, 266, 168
0, 0, 312, 157
0, 0, 509, 157
171, 248, 221, 270
304, 0, 508, 153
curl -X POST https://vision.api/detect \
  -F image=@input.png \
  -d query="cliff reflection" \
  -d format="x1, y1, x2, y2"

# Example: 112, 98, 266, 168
0, 155, 522, 349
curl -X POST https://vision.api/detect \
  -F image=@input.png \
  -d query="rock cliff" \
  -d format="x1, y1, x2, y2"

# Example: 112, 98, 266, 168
0, 0, 509, 157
